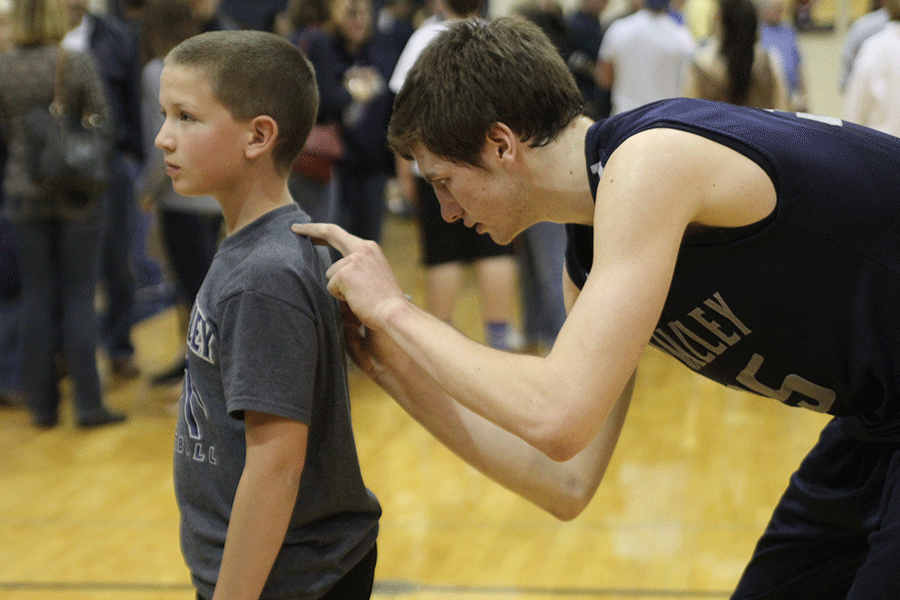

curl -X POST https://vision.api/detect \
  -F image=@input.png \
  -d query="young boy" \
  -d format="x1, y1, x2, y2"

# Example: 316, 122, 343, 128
294, 17, 900, 599
158, 30, 380, 600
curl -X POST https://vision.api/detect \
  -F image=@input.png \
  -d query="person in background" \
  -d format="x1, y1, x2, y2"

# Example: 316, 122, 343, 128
758, 0, 808, 111
844, 0, 900, 137
191, 0, 241, 32
513, 0, 573, 356
375, 0, 420, 218
566, 0, 610, 121
64, 0, 146, 380
838, 0, 888, 92
389, 0, 521, 351
282, 0, 340, 225
0, 0, 124, 428
138, 0, 222, 392
0, 0, 22, 408
217, 0, 284, 29
284, 0, 332, 47
303, 0, 395, 244
685, 0, 789, 109
117, 0, 147, 22
596, 0, 696, 116
377, 0, 420, 60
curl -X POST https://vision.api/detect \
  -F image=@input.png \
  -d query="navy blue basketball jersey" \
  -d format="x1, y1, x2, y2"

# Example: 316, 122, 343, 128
566, 98, 900, 437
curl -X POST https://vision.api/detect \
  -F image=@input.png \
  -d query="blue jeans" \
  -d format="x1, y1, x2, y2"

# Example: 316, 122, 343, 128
518, 221, 567, 348
14, 216, 105, 423
99, 154, 137, 360
159, 209, 222, 306
0, 292, 20, 396
0, 215, 21, 395
334, 166, 387, 243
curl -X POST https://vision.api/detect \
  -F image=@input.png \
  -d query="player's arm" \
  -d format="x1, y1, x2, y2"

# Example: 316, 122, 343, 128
212, 412, 307, 600
343, 275, 634, 519
297, 129, 725, 463
390, 360, 634, 520
293, 130, 695, 463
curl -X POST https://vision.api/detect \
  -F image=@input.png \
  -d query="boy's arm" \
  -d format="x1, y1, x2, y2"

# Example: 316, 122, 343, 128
212, 412, 308, 600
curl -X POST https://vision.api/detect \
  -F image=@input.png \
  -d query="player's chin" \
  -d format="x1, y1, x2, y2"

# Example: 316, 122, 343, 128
483, 226, 515, 247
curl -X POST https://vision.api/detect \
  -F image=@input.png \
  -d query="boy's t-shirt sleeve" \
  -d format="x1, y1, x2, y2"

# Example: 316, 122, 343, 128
217, 289, 317, 424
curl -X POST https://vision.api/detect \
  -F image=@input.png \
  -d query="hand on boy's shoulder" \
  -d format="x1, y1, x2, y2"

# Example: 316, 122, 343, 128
291, 221, 330, 249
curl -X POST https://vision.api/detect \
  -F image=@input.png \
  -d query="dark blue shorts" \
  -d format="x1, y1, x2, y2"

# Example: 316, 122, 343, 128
732, 418, 900, 599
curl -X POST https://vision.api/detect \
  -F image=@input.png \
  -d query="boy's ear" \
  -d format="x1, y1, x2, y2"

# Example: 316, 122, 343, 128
245, 115, 278, 161
484, 122, 518, 165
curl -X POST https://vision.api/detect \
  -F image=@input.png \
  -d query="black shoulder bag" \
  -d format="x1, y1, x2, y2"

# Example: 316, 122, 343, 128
22, 48, 113, 210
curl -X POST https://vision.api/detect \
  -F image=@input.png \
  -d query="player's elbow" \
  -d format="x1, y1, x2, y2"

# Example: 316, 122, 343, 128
527, 409, 594, 464
537, 435, 587, 464
547, 489, 592, 521
544, 465, 603, 521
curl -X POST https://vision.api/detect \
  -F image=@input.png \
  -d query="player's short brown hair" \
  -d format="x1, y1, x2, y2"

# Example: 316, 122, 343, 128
388, 16, 583, 168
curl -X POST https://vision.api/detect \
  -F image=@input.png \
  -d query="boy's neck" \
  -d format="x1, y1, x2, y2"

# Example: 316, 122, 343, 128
217, 175, 295, 235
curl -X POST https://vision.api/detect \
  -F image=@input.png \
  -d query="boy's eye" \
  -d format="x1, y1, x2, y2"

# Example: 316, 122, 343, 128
179, 112, 195, 123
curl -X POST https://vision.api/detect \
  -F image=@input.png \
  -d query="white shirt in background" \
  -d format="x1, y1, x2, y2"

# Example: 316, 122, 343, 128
844, 21, 900, 137
599, 9, 696, 116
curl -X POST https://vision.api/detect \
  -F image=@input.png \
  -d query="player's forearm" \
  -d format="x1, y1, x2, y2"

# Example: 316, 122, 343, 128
374, 349, 634, 519
212, 457, 301, 600
377, 299, 585, 457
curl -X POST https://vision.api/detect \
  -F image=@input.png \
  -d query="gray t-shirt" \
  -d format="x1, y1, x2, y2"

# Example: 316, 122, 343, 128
173, 203, 380, 600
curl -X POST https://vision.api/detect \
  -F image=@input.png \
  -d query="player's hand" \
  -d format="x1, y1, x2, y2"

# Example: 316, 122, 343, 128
340, 301, 411, 383
291, 222, 408, 330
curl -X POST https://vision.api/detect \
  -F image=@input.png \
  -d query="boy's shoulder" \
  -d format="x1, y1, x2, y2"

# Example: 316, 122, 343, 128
214, 204, 328, 305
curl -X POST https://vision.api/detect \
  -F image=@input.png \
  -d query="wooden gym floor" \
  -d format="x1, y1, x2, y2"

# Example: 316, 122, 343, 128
0, 26, 850, 600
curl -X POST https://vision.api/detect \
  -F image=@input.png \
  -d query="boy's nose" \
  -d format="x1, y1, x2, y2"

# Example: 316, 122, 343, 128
155, 124, 173, 150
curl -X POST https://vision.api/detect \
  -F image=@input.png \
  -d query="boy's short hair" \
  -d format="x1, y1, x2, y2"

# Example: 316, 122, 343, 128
166, 30, 318, 176
387, 17, 583, 167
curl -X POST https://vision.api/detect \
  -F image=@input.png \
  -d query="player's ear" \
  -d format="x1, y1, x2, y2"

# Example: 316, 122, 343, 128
485, 122, 518, 164
245, 115, 278, 161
